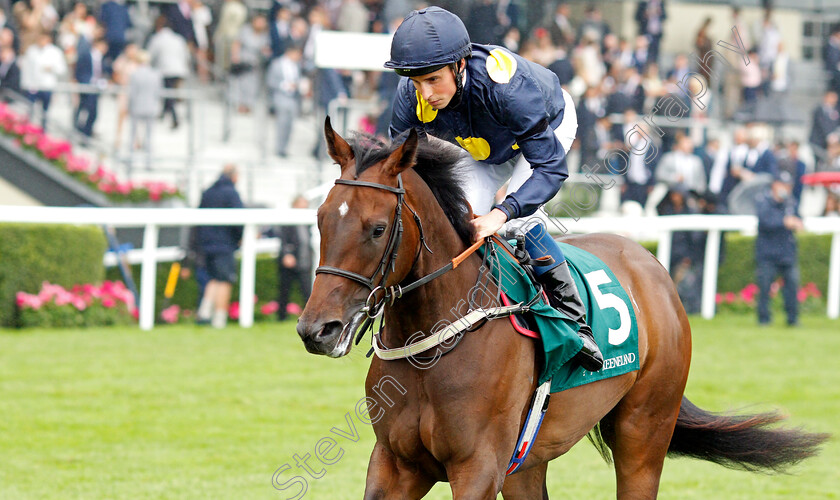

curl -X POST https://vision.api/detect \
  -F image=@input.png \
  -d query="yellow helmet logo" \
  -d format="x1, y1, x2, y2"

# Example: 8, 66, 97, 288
415, 90, 438, 123
456, 136, 491, 161
486, 48, 517, 84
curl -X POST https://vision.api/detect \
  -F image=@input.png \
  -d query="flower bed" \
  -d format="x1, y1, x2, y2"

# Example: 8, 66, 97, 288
0, 103, 182, 203
716, 282, 824, 315
16, 281, 136, 328
159, 298, 294, 325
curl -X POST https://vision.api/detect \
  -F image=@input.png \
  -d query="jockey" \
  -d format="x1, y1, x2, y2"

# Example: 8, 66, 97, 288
386, 7, 603, 372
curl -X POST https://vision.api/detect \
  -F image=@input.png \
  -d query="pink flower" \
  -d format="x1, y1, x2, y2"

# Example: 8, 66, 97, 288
724, 292, 736, 304
739, 286, 755, 303
797, 289, 808, 303
260, 301, 280, 315
71, 296, 87, 311
54, 290, 74, 306
803, 282, 822, 298
65, 156, 89, 173
116, 182, 132, 195
102, 297, 116, 308
715, 293, 722, 304
161, 305, 181, 324
15, 292, 42, 310
229, 301, 240, 320
286, 303, 302, 315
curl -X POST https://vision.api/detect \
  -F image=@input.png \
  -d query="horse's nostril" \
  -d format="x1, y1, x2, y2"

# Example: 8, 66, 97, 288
317, 321, 344, 341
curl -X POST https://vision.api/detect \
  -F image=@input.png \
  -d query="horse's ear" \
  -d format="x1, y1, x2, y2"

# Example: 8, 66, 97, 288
383, 128, 419, 177
324, 116, 354, 172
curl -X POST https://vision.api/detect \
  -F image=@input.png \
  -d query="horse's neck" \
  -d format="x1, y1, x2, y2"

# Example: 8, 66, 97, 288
385, 180, 481, 343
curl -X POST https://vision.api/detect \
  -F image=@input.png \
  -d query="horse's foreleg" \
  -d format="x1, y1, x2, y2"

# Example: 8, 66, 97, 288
501, 463, 549, 500
363, 443, 435, 500
446, 451, 509, 500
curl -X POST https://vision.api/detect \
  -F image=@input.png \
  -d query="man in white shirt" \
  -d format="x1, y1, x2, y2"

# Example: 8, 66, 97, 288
146, 16, 191, 129
21, 32, 66, 128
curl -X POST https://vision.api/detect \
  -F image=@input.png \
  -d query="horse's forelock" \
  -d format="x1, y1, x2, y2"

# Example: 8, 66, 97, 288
347, 133, 473, 244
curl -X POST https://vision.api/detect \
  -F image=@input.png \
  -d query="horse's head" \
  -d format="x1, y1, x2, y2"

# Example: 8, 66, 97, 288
297, 118, 422, 357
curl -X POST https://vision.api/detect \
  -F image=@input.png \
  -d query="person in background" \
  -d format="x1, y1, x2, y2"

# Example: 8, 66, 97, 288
777, 141, 806, 211
635, 0, 666, 63
181, 225, 209, 309
21, 32, 66, 129
196, 164, 244, 328
230, 14, 270, 114
656, 133, 707, 195
825, 26, 840, 95
657, 184, 704, 314
13, 0, 58, 54
809, 90, 839, 155
127, 49, 162, 170
0, 7, 19, 53
212, 0, 248, 76
740, 49, 762, 105
73, 34, 108, 138
147, 15, 191, 129
266, 43, 301, 157
190, 0, 212, 81
58, 2, 94, 70
694, 17, 713, 83
163, 0, 196, 44
743, 123, 779, 178
0, 44, 20, 100
111, 43, 139, 150
98, 0, 130, 67
824, 191, 840, 217
755, 172, 802, 327
276, 195, 312, 321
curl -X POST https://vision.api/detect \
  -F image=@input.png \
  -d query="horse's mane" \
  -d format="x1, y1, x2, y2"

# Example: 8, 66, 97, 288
349, 133, 474, 244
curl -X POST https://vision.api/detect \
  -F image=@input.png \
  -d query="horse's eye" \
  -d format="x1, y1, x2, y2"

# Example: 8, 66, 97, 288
372, 225, 386, 238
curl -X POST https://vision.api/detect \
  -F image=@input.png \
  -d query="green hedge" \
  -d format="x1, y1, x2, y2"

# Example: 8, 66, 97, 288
105, 256, 305, 317
639, 233, 833, 295
0, 223, 107, 327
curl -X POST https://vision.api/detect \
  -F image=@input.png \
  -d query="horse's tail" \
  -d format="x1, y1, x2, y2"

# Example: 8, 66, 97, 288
667, 397, 830, 472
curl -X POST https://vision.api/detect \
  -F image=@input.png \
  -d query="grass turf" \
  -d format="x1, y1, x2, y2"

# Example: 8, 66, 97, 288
0, 315, 837, 499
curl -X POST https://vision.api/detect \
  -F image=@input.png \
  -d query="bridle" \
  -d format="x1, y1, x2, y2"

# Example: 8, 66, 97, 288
314, 174, 432, 318
314, 171, 532, 357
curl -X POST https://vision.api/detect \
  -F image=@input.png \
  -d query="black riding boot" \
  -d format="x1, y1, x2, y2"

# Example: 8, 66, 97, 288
537, 261, 604, 372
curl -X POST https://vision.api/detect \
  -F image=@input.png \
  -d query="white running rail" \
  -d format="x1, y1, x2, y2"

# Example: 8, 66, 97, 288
1, 207, 837, 329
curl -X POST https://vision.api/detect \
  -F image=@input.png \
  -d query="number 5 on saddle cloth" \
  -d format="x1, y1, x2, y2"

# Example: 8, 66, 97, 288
479, 236, 640, 392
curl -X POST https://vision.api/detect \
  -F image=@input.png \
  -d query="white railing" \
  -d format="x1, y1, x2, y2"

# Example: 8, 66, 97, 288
1, 207, 838, 329
0, 207, 316, 330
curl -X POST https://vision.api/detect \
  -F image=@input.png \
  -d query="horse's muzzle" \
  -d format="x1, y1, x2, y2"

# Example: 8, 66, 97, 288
297, 310, 365, 357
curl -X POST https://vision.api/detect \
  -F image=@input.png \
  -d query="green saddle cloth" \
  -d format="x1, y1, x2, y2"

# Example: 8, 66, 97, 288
484, 240, 640, 393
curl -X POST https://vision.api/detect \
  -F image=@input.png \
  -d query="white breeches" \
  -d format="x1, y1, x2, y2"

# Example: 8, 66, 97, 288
461, 88, 578, 217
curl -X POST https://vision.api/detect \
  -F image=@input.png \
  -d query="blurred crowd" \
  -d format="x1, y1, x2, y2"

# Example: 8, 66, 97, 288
1, 0, 839, 215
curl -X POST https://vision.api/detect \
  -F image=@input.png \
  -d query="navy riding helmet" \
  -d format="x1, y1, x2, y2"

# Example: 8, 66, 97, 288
384, 7, 472, 77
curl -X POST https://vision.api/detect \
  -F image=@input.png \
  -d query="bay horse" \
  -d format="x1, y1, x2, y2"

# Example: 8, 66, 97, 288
296, 120, 828, 499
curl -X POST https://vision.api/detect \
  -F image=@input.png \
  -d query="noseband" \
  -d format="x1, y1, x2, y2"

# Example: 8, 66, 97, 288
315, 174, 431, 308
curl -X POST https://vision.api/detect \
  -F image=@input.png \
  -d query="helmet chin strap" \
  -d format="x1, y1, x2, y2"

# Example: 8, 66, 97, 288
443, 60, 466, 109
